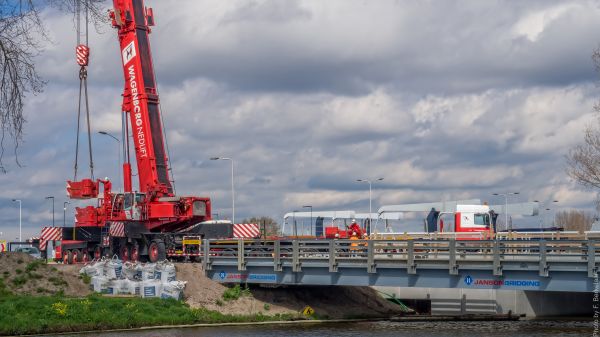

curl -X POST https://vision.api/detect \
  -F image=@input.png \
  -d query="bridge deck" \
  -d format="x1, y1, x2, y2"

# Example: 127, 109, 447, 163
199, 239, 599, 292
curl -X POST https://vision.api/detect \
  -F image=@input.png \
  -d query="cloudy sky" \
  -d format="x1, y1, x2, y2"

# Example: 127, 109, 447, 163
1, 0, 600, 239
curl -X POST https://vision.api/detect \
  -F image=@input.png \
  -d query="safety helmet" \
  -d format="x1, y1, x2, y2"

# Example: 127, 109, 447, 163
352, 231, 357, 236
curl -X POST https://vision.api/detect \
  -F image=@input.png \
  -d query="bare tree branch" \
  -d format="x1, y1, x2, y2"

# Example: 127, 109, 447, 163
0, 0, 106, 172
555, 209, 594, 233
566, 46, 600, 190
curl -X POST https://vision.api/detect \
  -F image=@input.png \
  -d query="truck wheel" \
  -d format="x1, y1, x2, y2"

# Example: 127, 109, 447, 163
72, 249, 81, 263
82, 250, 90, 263
119, 245, 130, 262
66, 250, 74, 265
148, 240, 166, 263
130, 244, 140, 262
62, 250, 69, 264
93, 245, 102, 260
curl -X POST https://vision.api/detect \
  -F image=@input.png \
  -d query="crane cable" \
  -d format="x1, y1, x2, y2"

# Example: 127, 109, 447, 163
73, 0, 94, 181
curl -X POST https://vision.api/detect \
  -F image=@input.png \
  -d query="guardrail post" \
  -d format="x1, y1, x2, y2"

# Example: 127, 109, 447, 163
367, 240, 376, 273
589, 240, 597, 278
237, 239, 246, 271
539, 241, 548, 277
407, 240, 416, 274
329, 240, 338, 273
493, 240, 502, 276
202, 239, 211, 271
292, 240, 301, 272
449, 239, 458, 275
273, 240, 282, 272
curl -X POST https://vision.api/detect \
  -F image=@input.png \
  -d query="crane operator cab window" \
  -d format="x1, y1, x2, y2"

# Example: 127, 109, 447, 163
124, 192, 145, 220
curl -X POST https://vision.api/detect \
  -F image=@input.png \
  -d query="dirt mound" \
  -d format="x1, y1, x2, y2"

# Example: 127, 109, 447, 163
0, 252, 90, 296
176, 263, 406, 318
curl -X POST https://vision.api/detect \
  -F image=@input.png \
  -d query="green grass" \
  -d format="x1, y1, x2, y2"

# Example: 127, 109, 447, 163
222, 285, 252, 301
0, 294, 299, 335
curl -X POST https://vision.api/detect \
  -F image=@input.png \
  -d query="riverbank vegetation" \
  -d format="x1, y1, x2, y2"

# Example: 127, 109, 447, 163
0, 293, 300, 335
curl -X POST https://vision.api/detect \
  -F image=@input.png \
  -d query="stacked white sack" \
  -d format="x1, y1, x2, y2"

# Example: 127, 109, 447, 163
80, 257, 186, 299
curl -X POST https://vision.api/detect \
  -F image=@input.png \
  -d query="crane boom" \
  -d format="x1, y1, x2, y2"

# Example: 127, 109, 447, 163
111, 0, 171, 196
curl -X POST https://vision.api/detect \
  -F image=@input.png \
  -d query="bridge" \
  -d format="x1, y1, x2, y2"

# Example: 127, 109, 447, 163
200, 238, 599, 292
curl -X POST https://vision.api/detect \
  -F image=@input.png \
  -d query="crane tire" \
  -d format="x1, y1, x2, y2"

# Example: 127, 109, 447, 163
148, 240, 166, 263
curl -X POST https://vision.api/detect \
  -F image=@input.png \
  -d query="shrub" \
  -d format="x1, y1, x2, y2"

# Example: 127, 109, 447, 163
25, 260, 42, 273
15, 269, 22, 275
222, 284, 252, 301
80, 274, 91, 284
11, 276, 27, 287
263, 303, 270, 311
48, 277, 67, 287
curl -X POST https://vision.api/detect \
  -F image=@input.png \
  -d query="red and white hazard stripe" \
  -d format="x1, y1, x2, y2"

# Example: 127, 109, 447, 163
109, 222, 126, 237
233, 223, 260, 239
40, 227, 62, 251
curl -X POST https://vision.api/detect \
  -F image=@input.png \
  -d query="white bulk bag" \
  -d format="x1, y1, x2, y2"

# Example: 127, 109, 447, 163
91, 275, 110, 293
155, 261, 176, 283
106, 279, 122, 295
160, 280, 186, 300
80, 259, 105, 277
141, 263, 156, 281
127, 280, 141, 296
117, 279, 131, 294
141, 279, 162, 298
122, 262, 142, 280
105, 256, 123, 279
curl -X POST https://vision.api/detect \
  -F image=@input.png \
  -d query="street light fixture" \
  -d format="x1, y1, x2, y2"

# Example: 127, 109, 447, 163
11, 199, 21, 242
63, 201, 70, 227
303, 205, 312, 236
492, 192, 519, 231
45, 196, 55, 227
357, 178, 384, 233
98, 131, 123, 192
210, 157, 235, 224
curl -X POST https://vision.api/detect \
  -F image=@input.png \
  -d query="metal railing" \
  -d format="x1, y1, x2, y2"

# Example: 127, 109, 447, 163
201, 239, 599, 278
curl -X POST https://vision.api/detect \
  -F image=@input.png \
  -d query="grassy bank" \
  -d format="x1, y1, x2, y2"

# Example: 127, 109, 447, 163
0, 294, 300, 336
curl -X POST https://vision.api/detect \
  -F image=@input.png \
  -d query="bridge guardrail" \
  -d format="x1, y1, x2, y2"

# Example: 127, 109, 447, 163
200, 239, 599, 279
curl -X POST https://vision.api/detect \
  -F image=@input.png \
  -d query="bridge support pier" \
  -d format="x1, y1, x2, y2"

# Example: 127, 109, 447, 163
375, 286, 594, 318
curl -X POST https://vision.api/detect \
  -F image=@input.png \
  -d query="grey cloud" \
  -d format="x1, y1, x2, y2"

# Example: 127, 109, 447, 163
0, 0, 598, 240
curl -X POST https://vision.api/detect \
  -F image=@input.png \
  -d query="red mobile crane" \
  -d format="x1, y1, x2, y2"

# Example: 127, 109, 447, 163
43, 0, 232, 264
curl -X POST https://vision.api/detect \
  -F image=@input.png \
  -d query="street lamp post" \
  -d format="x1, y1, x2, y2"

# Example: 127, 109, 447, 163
45, 196, 55, 227
303, 205, 312, 236
12, 199, 21, 242
357, 178, 384, 232
210, 157, 235, 224
63, 201, 70, 227
492, 192, 519, 231
98, 131, 122, 192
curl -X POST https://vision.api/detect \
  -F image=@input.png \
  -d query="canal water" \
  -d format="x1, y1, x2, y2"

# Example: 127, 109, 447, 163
66, 320, 592, 337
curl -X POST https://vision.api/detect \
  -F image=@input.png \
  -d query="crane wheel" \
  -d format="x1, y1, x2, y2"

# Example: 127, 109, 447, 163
82, 250, 89, 263
72, 249, 81, 263
119, 245, 130, 262
93, 245, 102, 260
130, 244, 140, 262
148, 240, 166, 263
62, 251, 69, 264
66, 250, 74, 265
